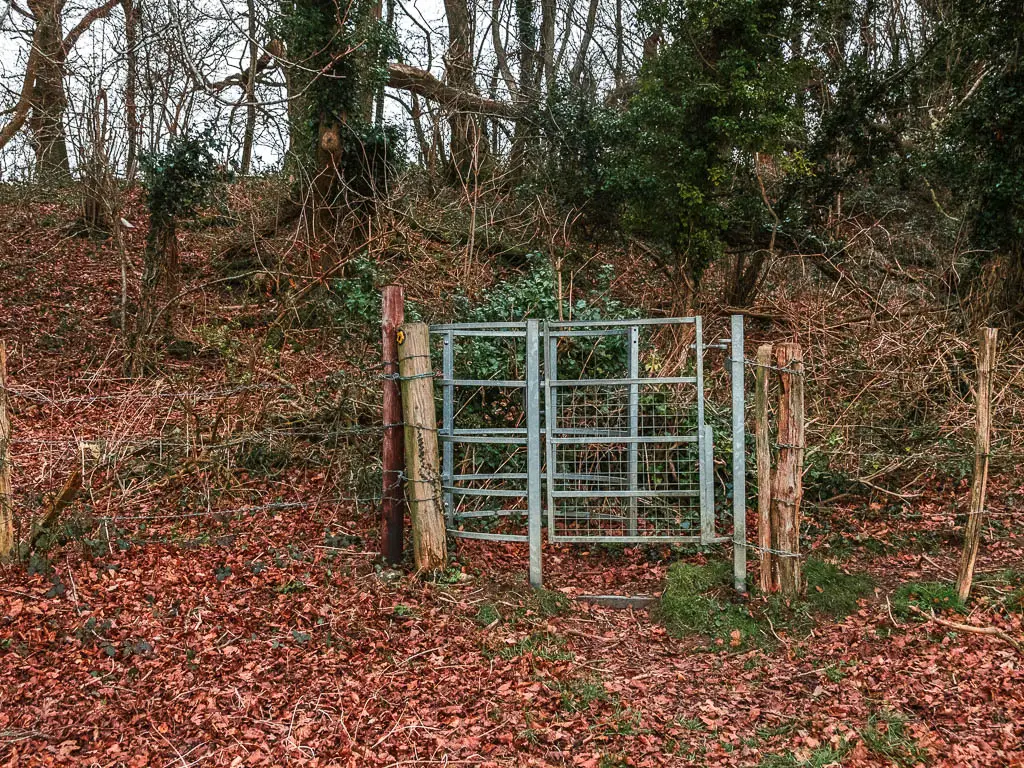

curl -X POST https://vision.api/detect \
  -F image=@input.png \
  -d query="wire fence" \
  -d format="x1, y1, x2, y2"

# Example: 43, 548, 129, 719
0, 365, 395, 556
2, 319, 1023, 563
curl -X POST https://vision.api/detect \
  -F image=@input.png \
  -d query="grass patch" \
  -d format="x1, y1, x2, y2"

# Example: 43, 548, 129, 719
891, 581, 964, 619
551, 677, 610, 712
861, 710, 930, 767
656, 560, 874, 649
757, 744, 851, 768
532, 587, 572, 617
492, 632, 574, 662
976, 569, 1024, 613
656, 562, 760, 647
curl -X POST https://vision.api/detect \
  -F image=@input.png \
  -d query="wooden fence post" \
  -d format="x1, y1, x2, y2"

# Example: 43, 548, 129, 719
381, 285, 406, 564
397, 322, 447, 571
0, 341, 13, 560
755, 343, 774, 593
956, 327, 997, 602
770, 343, 804, 596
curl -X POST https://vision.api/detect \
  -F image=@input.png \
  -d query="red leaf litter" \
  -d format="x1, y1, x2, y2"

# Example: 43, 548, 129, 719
2, 504, 1023, 766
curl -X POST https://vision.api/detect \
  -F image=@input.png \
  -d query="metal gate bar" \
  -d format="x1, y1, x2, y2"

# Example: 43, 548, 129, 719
433, 321, 543, 586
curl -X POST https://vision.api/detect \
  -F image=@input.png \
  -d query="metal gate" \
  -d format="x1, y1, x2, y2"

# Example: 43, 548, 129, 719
431, 316, 746, 591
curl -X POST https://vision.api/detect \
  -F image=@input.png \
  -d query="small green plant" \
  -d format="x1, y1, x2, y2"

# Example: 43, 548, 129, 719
475, 602, 501, 626
755, 719, 801, 740
825, 662, 854, 683
275, 579, 308, 595
549, 677, 610, 712
238, 440, 296, 478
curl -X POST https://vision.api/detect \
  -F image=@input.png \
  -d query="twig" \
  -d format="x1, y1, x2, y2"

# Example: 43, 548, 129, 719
909, 605, 1022, 654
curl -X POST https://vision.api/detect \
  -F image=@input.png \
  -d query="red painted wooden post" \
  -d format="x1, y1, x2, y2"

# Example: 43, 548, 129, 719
381, 285, 406, 563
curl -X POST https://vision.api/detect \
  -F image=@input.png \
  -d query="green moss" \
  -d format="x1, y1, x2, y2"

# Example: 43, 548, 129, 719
532, 587, 573, 617
656, 560, 874, 649
802, 560, 875, 618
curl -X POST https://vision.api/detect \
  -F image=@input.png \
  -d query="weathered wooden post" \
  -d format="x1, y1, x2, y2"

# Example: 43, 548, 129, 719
956, 327, 997, 601
770, 343, 804, 596
755, 343, 774, 593
0, 341, 13, 560
397, 322, 447, 571
381, 285, 406, 564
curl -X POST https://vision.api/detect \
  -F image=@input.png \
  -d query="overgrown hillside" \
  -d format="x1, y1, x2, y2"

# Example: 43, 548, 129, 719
1, 175, 1022, 765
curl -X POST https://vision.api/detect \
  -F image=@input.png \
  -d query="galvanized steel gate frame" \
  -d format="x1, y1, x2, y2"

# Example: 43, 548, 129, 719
431, 316, 747, 592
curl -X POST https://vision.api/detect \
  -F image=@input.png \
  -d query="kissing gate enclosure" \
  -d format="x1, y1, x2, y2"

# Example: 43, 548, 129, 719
429, 316, 747, 591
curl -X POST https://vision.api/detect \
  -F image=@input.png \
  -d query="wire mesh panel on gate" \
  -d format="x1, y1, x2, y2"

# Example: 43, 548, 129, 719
544, 319, 714, 543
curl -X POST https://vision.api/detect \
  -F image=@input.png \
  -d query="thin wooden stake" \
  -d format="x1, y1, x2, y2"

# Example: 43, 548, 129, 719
30, 468, 82, 551
755, 343, 774, 593
956, 327, 997, 602
770, 342, 804, 596
397, 322, 447, 571
381, 285, 406, 564
0, 341, 12, 560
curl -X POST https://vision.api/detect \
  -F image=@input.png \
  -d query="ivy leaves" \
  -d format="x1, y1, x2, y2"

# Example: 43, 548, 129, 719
140, 131, 227, 227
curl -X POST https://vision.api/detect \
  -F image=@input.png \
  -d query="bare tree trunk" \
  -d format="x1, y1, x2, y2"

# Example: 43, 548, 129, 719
27, 0, 71, 182
569, 0, 599, 86
0, 342, 12, 561
0, 0, 119, 161
123, 0, 139, 179
491, 0, 517, 95
769, 343, 804, 596
538, 0, 555, 93
240, 0, 258, 174
956, 328, 997, 601
614, 0, 624, 86
443, 0, 485, 180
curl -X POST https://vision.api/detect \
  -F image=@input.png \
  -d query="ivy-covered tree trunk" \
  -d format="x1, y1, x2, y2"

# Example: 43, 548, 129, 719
277, 0, 395, 232
510, 0, 538, 173
131, 132, 222, 371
